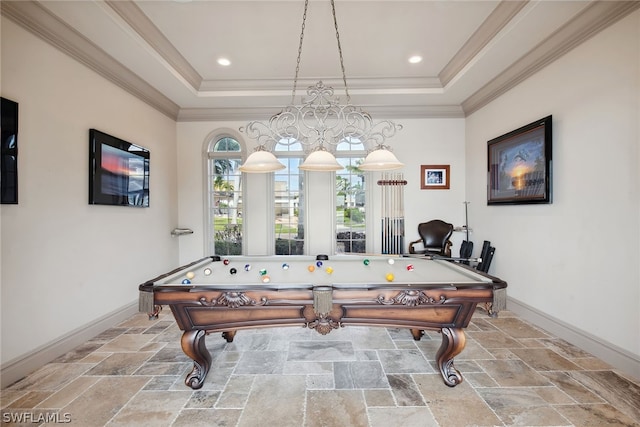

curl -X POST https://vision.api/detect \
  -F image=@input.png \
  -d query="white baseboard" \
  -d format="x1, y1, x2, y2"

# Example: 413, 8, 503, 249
1, 302, 139, 389
507, 297, 640, 381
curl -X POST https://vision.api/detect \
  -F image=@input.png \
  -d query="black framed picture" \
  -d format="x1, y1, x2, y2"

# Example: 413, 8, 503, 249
1, 97, 19, 204
89, 129, 150, 207
487, 116, 552, 205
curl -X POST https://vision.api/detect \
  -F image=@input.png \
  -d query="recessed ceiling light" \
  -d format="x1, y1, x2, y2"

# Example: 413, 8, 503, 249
217, 58, 231, 66
408, 55, 423, 64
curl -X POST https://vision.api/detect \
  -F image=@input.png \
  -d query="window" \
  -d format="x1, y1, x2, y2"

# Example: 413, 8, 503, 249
274, 139, 304, 255
207, 136, 243, 255
336, 138, 367, 253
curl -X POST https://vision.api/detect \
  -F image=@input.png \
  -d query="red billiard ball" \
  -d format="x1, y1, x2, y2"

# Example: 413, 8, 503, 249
223, 259, 230, 265
406, 264, 414, 271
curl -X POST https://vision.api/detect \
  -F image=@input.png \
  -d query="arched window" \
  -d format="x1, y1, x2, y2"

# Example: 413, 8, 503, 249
207, 135, 243, 255
273, 138, 304, 255
335, 138, 367, 253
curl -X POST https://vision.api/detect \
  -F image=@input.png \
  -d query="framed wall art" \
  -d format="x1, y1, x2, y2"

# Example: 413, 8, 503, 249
89, 129, 150, 207
1, 97, 18, 204
420, 165, 450, 190
487, 115, 552, 205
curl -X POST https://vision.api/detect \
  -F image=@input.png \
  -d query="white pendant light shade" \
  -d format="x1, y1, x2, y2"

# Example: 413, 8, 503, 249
239, 150, 286, 173
299, 149, 343, 171
359, 148, 404, 171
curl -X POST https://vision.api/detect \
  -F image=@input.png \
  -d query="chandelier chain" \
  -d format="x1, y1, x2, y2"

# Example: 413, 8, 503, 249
330, 0, 350, 102
291, 0, 350, 103
291, 0, 309, 104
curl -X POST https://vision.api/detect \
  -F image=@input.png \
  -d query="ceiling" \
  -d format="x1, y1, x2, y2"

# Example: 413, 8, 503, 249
2, 1, 638, 121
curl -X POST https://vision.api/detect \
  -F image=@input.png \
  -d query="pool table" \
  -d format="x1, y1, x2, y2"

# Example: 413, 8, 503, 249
139, 254, 506, 389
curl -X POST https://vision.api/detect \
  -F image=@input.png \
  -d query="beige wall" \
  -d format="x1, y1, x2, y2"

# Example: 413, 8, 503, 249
0, 18, 179, 379
466, 10, 640, 372
176, 118, 467, 262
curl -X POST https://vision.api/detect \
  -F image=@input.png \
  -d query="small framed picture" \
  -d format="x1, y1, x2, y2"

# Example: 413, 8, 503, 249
420, 165, 450, 190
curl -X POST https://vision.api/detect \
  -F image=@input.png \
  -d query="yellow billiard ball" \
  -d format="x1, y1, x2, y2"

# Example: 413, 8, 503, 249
185, 271, 195, 280
325, 266, 334, 274
385, 273, 394, 282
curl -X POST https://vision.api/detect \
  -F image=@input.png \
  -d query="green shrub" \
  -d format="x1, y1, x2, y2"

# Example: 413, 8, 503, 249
345, 208, 364, 223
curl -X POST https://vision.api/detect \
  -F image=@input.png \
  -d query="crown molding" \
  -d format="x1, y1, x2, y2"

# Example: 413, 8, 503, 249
177, 104, 464, 122
1, 0, 180, 120
104, 0, 202, 91
462, 0, 640, 116
439, 1, 529, 87
4, 1, 638, 122
198, 76, 442, 92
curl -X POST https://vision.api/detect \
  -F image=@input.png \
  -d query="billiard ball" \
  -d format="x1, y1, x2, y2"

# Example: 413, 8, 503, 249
261, 275, 271, 283
387, 258, 395, 265
406, 264, 414, 271
185, 271, 195, 280
316, 261, 323, 267
363, 259, 370, 266
385, 273, 394, 282
308, 265, 315, 272
325, 266, 334, 274
244, 264, 251, 272
230, 268, 237, 275
259, 269, 267, 276
282, 263, 290, 270
182, 279, 191, 284
223, 259, 230, 265
203, 268, 212, 276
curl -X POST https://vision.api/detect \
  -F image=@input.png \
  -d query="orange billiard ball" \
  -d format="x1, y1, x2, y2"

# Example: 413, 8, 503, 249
308, 265, 316, 272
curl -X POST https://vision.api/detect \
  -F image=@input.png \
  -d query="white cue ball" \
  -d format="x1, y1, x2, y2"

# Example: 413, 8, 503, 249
387, 258, 395, 265
203, 268, 212, 276
185, 271, 195, 280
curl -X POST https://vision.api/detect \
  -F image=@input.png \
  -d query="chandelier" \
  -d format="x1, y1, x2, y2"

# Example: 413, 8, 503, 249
239, 0, 403, 173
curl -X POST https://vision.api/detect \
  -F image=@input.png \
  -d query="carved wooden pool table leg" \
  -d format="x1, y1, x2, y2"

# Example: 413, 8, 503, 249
436, 327, 466, 387
221, 330, 237, 342
181, 329, 212, 390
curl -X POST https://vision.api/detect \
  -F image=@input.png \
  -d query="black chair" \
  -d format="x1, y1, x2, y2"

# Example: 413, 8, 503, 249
408, 220, 454, 257
476, 240, 496, 273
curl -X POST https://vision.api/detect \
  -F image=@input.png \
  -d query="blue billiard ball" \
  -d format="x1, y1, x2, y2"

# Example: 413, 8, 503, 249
182, 279, 191, 284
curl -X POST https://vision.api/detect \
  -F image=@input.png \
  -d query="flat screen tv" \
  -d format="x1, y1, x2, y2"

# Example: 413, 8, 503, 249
89, 129, 149, 207
1, 97, 19, 204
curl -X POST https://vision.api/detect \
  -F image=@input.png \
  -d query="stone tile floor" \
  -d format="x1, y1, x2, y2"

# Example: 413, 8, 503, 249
2, 308, 639, 426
